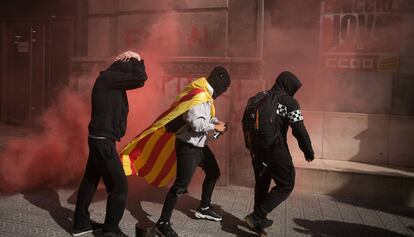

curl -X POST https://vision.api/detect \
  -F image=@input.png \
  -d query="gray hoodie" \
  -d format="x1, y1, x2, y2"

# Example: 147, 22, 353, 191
175, 83, 218, 147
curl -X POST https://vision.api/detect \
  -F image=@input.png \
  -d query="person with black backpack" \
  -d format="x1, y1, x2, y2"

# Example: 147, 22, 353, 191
242, 71, 314, 236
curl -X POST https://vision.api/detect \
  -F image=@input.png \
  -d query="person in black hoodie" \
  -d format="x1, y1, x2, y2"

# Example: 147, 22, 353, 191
72, 51, 147, 237
244, 71, 314, 236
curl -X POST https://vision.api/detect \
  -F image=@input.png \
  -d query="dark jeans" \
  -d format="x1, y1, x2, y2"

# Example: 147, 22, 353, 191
73, 137, 128, 232
252, 145, 295, 218
159, 139, 220, 222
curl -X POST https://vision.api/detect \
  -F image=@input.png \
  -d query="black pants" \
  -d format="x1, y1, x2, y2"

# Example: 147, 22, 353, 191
73, 137, 128, 232
159, 139, 220, 222
252, 145, 295, 218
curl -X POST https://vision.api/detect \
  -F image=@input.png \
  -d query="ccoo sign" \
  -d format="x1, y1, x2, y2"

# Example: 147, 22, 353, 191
320, 0, 401, 72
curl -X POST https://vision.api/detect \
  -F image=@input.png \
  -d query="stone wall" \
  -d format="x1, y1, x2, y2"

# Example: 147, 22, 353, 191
288, 112, 414, 167
77, 0, 265, 186
71, 0, 414, 188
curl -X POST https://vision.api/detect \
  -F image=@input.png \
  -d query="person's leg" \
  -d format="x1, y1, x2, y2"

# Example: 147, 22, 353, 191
199, 146, 220, 208
73, 138, 102, 230
159, 140, 202, 222
94, 139, 128, 233
255, 161, 295, 219
252, 157, 272, 214
193, 146, 223, 221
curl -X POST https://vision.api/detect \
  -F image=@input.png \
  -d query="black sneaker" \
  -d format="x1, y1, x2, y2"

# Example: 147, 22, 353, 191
72, 222, 103, 236
102, 229, 129, 237
155, 221, 178, 237
245, 213, 268, 236
246, 213, 273, 228
261, 217, 273, 229
195, 206, 223, 222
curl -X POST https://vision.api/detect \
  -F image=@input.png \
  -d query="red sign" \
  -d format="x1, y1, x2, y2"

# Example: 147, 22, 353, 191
320, 0, 402, 72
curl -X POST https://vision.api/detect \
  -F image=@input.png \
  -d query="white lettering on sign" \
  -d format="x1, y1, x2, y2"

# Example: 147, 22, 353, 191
325, 56, 376, 70
320, 0, 401, 72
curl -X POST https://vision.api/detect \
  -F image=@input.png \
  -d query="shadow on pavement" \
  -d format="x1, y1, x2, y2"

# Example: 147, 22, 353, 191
293, 218, 408, 237
65, 178, 256, 236
126, 178, 256, 236
333, 195, 414, 219
23, 188, 74, 234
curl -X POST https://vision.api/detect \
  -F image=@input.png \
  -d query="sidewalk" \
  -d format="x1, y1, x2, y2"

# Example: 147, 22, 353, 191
0, 178, 413, 237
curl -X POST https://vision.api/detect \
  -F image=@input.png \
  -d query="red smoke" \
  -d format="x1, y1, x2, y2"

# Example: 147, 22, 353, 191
118, 12, 181, 148
0, 86, 89, 194
0, 12, 181, 194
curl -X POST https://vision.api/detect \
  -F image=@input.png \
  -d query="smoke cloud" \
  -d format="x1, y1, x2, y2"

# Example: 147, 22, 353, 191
0, 85, 89, 194
1, 1, 408, 193
119, 12, 181, 147
0, 12, 181, 194
263, 0, 403, 114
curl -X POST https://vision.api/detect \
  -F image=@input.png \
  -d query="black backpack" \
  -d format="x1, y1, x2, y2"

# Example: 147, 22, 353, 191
242, 90, 283, 151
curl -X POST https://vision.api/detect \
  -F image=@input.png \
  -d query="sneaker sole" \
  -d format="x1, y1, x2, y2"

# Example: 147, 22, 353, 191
72, 230, 93, 237
262, 221, 273, 229
155, 227, 170, 237
244, 216, 256, 230
195, 211, 222, 222
244, 216, 268, 237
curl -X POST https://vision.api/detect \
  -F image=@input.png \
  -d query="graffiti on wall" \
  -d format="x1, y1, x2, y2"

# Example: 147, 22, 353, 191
118, 11, 227, 57
186, 25, 220, 50
123, 25, 221, 54
320, 0, 402, 72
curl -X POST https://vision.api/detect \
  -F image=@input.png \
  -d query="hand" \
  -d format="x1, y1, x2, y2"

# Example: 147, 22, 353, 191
215, 120, 225, 125
305, 155, 314, 162
216, 121, 229, 132
115, 51, 141, 62
214, 122, 226, 133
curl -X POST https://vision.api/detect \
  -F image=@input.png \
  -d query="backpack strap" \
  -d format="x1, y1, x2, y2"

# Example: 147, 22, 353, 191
269, 90, 286, 144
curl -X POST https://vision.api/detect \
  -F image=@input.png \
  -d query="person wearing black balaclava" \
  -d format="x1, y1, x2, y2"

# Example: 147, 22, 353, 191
155, 67, 231, 237
207, 66, 231, 99
73, 51, 147, 237
244, 71, 314, 236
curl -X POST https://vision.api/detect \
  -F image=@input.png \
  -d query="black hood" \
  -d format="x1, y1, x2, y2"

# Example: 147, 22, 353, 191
207, 66, 231, 99
107, 58, 140, 73
271, 71, 302, 96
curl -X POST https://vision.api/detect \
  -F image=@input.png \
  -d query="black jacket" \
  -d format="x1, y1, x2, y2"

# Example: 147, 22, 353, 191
270, 71, 314, 162
88, 58, 148, 141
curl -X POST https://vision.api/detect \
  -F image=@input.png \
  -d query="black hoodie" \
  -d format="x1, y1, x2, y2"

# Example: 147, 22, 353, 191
88, 58, 148, 141
270, 71, 314, 161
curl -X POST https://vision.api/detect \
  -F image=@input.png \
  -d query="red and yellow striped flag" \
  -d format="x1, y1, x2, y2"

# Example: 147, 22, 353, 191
120, 77, 215, 187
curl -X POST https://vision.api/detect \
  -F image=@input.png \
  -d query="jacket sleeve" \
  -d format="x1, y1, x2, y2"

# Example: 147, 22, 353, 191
288, 98, 314, 160
109, 59, 148, 90
210, 117, 219, 124
183, 103, 215, 133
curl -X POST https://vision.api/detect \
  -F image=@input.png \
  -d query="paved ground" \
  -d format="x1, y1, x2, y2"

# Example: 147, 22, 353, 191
0, 178, 413, 237
1, 124, 413, 237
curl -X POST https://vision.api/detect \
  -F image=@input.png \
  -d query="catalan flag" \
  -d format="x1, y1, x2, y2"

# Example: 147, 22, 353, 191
120, 77, 215, 187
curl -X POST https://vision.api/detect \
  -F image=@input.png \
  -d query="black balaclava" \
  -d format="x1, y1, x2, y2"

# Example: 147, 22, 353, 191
271, 71, 302, 96
207, 66, 231, 99
108, 58, 139, 73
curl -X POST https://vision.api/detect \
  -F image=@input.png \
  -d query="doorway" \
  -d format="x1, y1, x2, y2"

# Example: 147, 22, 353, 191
2, 18, 74, 125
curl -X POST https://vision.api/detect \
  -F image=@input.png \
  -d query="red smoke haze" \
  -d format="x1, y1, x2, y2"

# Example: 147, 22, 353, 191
0, 12, 180, 194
